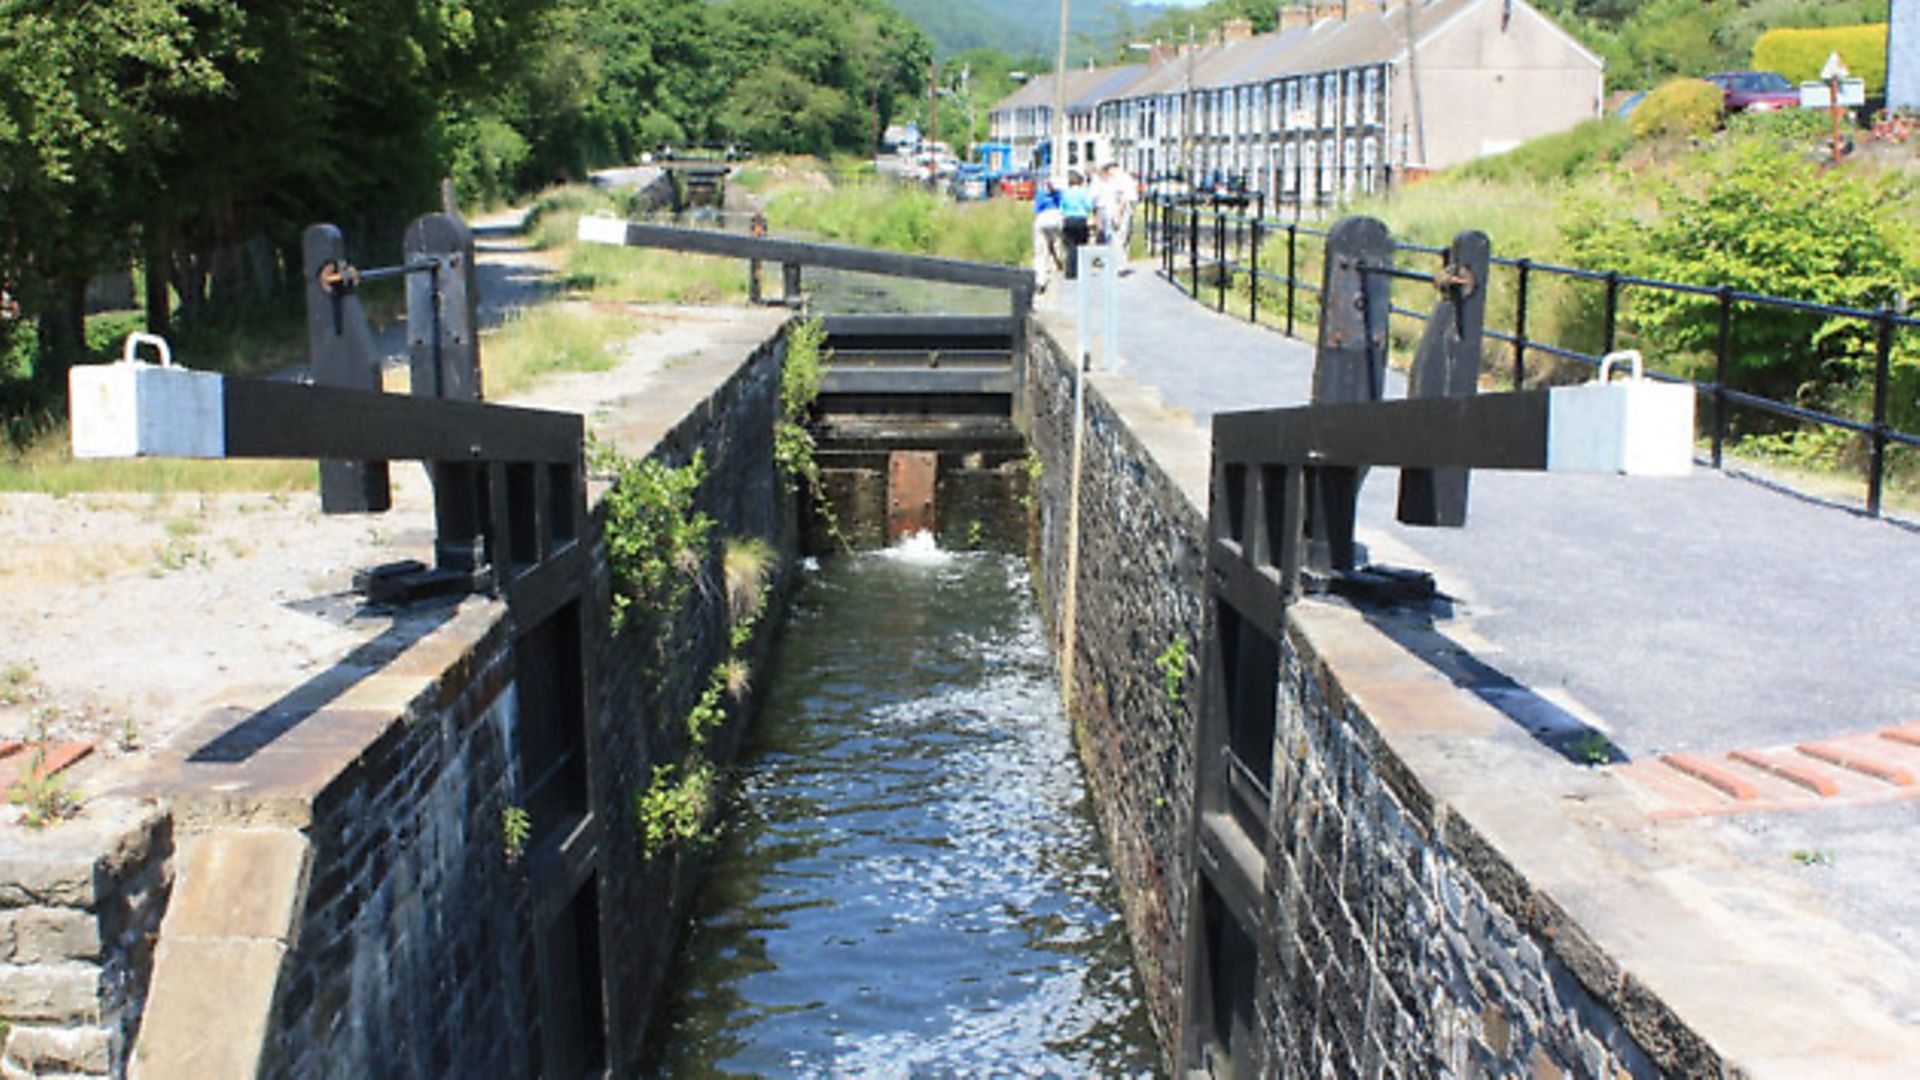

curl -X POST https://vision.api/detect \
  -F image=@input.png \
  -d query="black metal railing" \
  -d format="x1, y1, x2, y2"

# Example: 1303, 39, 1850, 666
1141, 194, 1920, 518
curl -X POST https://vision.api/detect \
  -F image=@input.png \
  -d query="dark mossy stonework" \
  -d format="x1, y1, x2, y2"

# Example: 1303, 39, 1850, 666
1019, 325, 1682, 1078
257, 330, 798, 1078
1022, 329, 1205, 1067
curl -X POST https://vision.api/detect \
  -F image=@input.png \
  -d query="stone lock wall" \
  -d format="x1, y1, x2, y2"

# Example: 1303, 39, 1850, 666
1022, 324, 1690, 1078
1022, 329, 1204, 1060
252, 330, 794, 1078
586, 330, 794, 1071
0, 321, 794, 1080
252, 608, 533, 1079
0, 805, 170, 1078
1261, 608, 1662, 1078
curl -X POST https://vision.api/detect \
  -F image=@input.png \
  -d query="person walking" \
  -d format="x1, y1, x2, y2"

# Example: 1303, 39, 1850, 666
1031, 180, 1064, 292
1059, 171, 1095, 281
1101, 162, 1139, 263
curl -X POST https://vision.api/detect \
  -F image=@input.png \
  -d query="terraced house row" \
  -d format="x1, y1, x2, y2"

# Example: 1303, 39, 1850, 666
989, 0, 1603, 206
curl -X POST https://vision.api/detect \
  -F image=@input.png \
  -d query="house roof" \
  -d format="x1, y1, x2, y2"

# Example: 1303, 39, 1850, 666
990, 62, 1153, 116
1071, 64, 1151, 112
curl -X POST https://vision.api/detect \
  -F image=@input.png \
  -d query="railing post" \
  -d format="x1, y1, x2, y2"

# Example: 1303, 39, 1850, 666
782, 262, 803, 308
1164, 199, 1175, 279
1868, 304, 1895, 517
1189, 204, 1199, 297
1215, 211, 1227, 313
1712, 286, 1732, 470
1602, 269, 1621, 357
1285, 223, 1298, 339
1249, 219, 1261, 324
1512, 257, 1531, 390
749, 212, 768, 304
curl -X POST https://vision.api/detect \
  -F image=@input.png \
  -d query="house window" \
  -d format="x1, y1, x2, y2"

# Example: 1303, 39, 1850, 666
1285, 81, 1299, 130
1320, 137, 1336, 197
1343, 137, 1358, 195
1302, 79, 1318, 130
1362, 136, 1380, 193
1345, 71, 1359, 126
1364, 68, 1381, 124
1300, 140, 1316, 197
1321, 74, 1337, 127
1282, 142, 1297, 192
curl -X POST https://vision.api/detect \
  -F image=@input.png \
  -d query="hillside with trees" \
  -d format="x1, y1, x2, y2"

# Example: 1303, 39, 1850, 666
892, 0, 1139, 59
0, 0, 931, 435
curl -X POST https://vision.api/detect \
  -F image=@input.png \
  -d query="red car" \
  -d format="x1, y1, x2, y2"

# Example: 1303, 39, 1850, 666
1705, 71, 1801, 113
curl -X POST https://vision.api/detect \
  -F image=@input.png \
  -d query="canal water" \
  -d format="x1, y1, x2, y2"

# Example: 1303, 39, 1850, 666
646, 538, 1159, 1076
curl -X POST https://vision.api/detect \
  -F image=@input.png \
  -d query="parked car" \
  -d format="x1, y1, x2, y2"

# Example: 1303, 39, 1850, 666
951, 164, 990, 201
1705, 71, 1801, 113
999, 171, 1038, 200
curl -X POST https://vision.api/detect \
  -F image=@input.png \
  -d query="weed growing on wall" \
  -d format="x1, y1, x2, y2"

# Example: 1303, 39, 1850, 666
633, 534, 780, 862
1019, 448, 1044, 514
1154, 636, 1193, 705
634, 761, 716, 860
722, 536, 776, 635
501, 805, 531, 865
775, 318, 849, 550
595, 442, 715, 636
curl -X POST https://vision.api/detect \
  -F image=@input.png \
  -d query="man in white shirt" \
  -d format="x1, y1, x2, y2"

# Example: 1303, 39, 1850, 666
1098, 162, 1139, 260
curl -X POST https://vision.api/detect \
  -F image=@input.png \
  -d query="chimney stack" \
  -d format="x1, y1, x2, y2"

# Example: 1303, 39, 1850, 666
1223, 18, 1255, 43
1279, 4, 1313, 32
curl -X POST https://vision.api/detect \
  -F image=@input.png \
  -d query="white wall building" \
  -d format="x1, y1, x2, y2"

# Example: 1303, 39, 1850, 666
989, 0, 1603, 205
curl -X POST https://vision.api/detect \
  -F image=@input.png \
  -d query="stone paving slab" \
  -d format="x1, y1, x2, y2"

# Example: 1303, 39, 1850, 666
0, 744, 92, 802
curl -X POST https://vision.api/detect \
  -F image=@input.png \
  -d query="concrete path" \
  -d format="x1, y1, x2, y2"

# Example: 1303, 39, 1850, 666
1041, 261, 1920, 965
1061, 264, 1920, 759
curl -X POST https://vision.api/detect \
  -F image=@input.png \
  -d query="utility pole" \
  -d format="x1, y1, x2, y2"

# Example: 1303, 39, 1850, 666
930, 59, 940, 149
1052, 0, 1072, 185
1183, 24, 1197, 184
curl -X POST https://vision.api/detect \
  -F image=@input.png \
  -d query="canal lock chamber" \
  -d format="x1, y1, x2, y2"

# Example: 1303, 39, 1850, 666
635, 313, 1169, 1073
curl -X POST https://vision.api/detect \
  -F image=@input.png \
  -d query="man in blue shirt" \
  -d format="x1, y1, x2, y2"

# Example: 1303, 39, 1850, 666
1059, 171, 1096, 280
1032, 181, 1064, 292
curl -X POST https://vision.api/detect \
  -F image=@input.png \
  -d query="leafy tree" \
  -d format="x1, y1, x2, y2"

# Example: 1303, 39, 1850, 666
707, 0, 930, 155
0, 0, 252, 373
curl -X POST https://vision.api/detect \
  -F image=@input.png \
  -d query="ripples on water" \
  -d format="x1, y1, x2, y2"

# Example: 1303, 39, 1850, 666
647, 540, 1159, 1078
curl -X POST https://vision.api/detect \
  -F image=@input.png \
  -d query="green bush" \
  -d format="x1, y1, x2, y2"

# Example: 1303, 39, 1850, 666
1457, 119, 1635, 183
0, 321, 33, 384
450, 115, 533, 209
1632, 78, 1724, 140
1753, 25, 1888, 95
1725, 106, 1835, 143
1564, 141, 1920, 422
